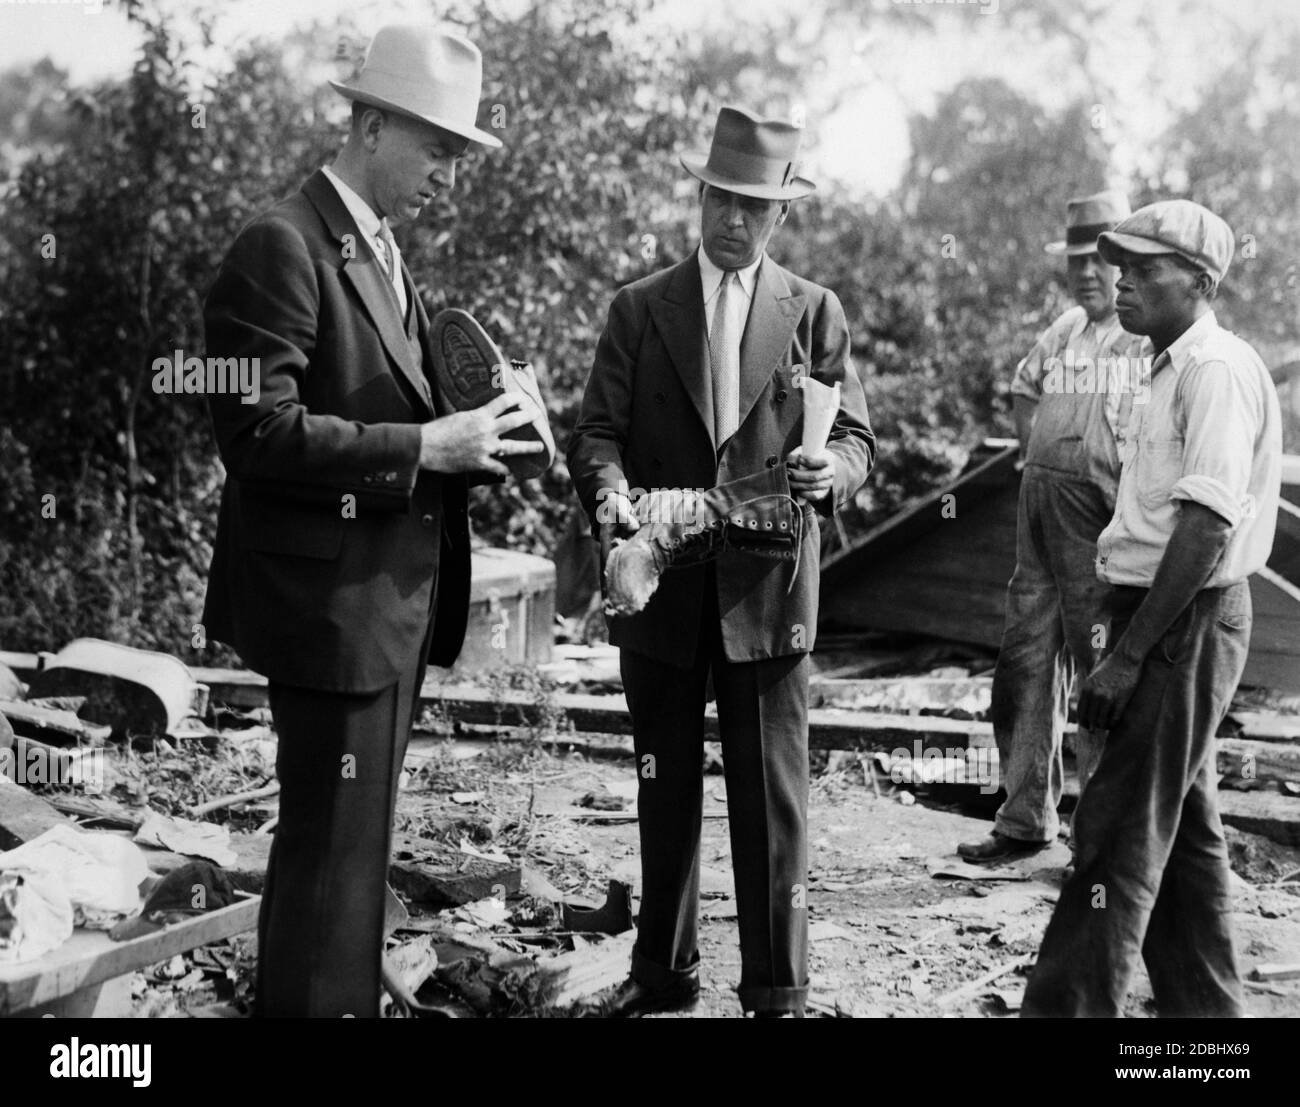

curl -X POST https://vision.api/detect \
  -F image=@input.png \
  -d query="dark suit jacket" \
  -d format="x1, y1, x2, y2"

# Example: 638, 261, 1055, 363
202, 170, 470, 694
567, 251, 875, 665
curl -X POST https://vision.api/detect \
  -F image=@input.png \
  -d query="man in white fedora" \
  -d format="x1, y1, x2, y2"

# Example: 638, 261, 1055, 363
202, 24, 540, 1016
959, 190, 1149, 866
569, 106, 874, 1016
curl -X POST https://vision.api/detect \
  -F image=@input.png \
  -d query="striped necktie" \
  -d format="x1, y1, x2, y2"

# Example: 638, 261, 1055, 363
376, 220, 407, 315
710, 271, 740, 444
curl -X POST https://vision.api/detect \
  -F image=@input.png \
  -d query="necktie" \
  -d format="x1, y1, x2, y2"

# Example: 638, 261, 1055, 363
376, 220, 407, 315
710, 272, 740, 444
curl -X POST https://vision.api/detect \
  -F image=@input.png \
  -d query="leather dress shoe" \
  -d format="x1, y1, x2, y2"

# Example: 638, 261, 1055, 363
591, 973, 701, 1018
428, 308, 556, 479
956, 831, 1050, 863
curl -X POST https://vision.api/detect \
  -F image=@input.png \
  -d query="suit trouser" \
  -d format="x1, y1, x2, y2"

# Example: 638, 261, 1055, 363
256, 608, 436, 1018
1021, 581, 1249, 1018
620, 568, 810, 1013
991, 467, 1110, 843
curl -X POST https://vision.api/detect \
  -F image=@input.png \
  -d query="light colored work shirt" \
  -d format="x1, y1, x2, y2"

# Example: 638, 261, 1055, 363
1011, 305, 1151, 506
321, 165, 408, 316
1096, 311, 1282, 587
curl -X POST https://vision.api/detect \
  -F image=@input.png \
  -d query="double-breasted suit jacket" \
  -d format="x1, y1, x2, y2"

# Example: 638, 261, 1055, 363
568, 251, 875, 660
203, 170, 470, 691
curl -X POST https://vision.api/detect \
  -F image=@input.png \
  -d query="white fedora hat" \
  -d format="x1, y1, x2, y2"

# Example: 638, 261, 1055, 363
330, 25, 502, 149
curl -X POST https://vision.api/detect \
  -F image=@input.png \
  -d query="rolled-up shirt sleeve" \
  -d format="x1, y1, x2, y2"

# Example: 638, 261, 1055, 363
1169, 358, 1258, 528
1009, 312, 1073, 401
1010, 336, 1050, 400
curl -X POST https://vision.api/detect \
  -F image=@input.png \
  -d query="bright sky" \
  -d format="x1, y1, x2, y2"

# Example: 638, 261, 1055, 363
1, 0, 1296, 197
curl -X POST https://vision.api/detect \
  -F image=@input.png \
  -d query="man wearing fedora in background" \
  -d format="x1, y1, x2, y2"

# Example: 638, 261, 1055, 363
958, 191, 1149, 866
1023, 200, 1281, 1017
568, 106, 874, 1017
203, 25, 541, 1016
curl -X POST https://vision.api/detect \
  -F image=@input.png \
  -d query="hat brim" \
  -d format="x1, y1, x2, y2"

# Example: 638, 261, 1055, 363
330, 82, 503, 149
1096, 230, 1184, 265
680, 152, 815, 201
1045, 241, 1101, 257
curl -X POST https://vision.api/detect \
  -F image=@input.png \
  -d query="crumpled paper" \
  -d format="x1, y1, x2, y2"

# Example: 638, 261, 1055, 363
135, 812, 237, 868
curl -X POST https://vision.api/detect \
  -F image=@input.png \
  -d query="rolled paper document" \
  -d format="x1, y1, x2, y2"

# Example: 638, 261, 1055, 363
800, 377, 840, 461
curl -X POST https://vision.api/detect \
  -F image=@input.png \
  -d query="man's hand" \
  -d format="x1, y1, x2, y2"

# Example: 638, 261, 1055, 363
596, 491, 639, 575
1077, 647, 1143, 732
785, 446, 834, 504
419, 393, 544, 476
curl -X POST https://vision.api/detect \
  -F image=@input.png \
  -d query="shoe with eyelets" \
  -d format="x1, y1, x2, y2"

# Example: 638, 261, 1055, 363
603, 465, 801, 616
586, 972, 701, 1018
428, 308, 556, 479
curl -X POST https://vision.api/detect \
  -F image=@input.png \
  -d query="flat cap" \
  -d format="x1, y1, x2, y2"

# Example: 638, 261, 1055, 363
1097, 199, 1235, 285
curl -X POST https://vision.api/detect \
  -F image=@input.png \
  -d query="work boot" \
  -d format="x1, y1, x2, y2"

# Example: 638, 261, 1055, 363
956, 831, 1051, 864
603, 465, 802, 616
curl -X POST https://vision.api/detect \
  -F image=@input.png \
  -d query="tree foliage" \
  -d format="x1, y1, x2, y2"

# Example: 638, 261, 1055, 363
0, 0, 1296, 655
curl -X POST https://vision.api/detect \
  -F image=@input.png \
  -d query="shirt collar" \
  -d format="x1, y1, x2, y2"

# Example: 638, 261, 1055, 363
698, 244, 761, 303
1153, 311, 1218, 374
322, 165, 384, 241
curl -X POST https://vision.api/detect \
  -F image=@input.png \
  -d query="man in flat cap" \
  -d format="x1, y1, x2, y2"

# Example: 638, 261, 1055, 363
568, 106, 875, 1017
1023, 199, 1282, 1017
959, 191, 1149, 865
202, 25, 540, 1016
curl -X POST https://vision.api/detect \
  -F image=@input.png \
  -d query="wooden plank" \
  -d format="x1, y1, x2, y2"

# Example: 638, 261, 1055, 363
1228, 712, 1300, 743
0, 896, 260, 1015
1214, 789, 1300, 847
1216, 737, 1300, 786
0, 781, 76, 850
195, 670, 1006, 752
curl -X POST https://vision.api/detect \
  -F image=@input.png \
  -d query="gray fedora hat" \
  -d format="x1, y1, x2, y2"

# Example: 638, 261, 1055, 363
1045, 190, 1132, 256
680, 106, 815, 201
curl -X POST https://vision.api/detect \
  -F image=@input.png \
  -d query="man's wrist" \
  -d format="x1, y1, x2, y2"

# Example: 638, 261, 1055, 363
1111, 634, 1149, 667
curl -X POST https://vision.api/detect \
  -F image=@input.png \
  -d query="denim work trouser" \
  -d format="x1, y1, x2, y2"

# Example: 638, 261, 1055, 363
1022, 581, 1250, 1018
991, 467, 1112, 843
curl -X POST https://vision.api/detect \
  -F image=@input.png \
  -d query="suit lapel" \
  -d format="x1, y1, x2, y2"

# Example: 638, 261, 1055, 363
302, 171, 436, 419
646, 255, 715, 451
737, 257, 804, 431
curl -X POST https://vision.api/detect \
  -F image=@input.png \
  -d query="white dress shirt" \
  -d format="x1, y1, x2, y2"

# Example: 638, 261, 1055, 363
698, 244, 759, 340
321, 165, 408, 316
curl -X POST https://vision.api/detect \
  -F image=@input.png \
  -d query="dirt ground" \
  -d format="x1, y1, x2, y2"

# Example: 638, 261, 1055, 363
122, 727, 1300, 1018
391, 734, 1300, 1018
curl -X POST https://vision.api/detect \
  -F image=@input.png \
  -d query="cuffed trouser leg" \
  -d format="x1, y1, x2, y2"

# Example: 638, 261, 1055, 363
620, 646, 708, 987
713, 644, 810, 1015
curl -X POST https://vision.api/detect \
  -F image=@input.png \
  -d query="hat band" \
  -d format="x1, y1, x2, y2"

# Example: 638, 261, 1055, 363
705, 144, 797, 188
350, 67, 480, 125
1066, 221, 1115, 246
